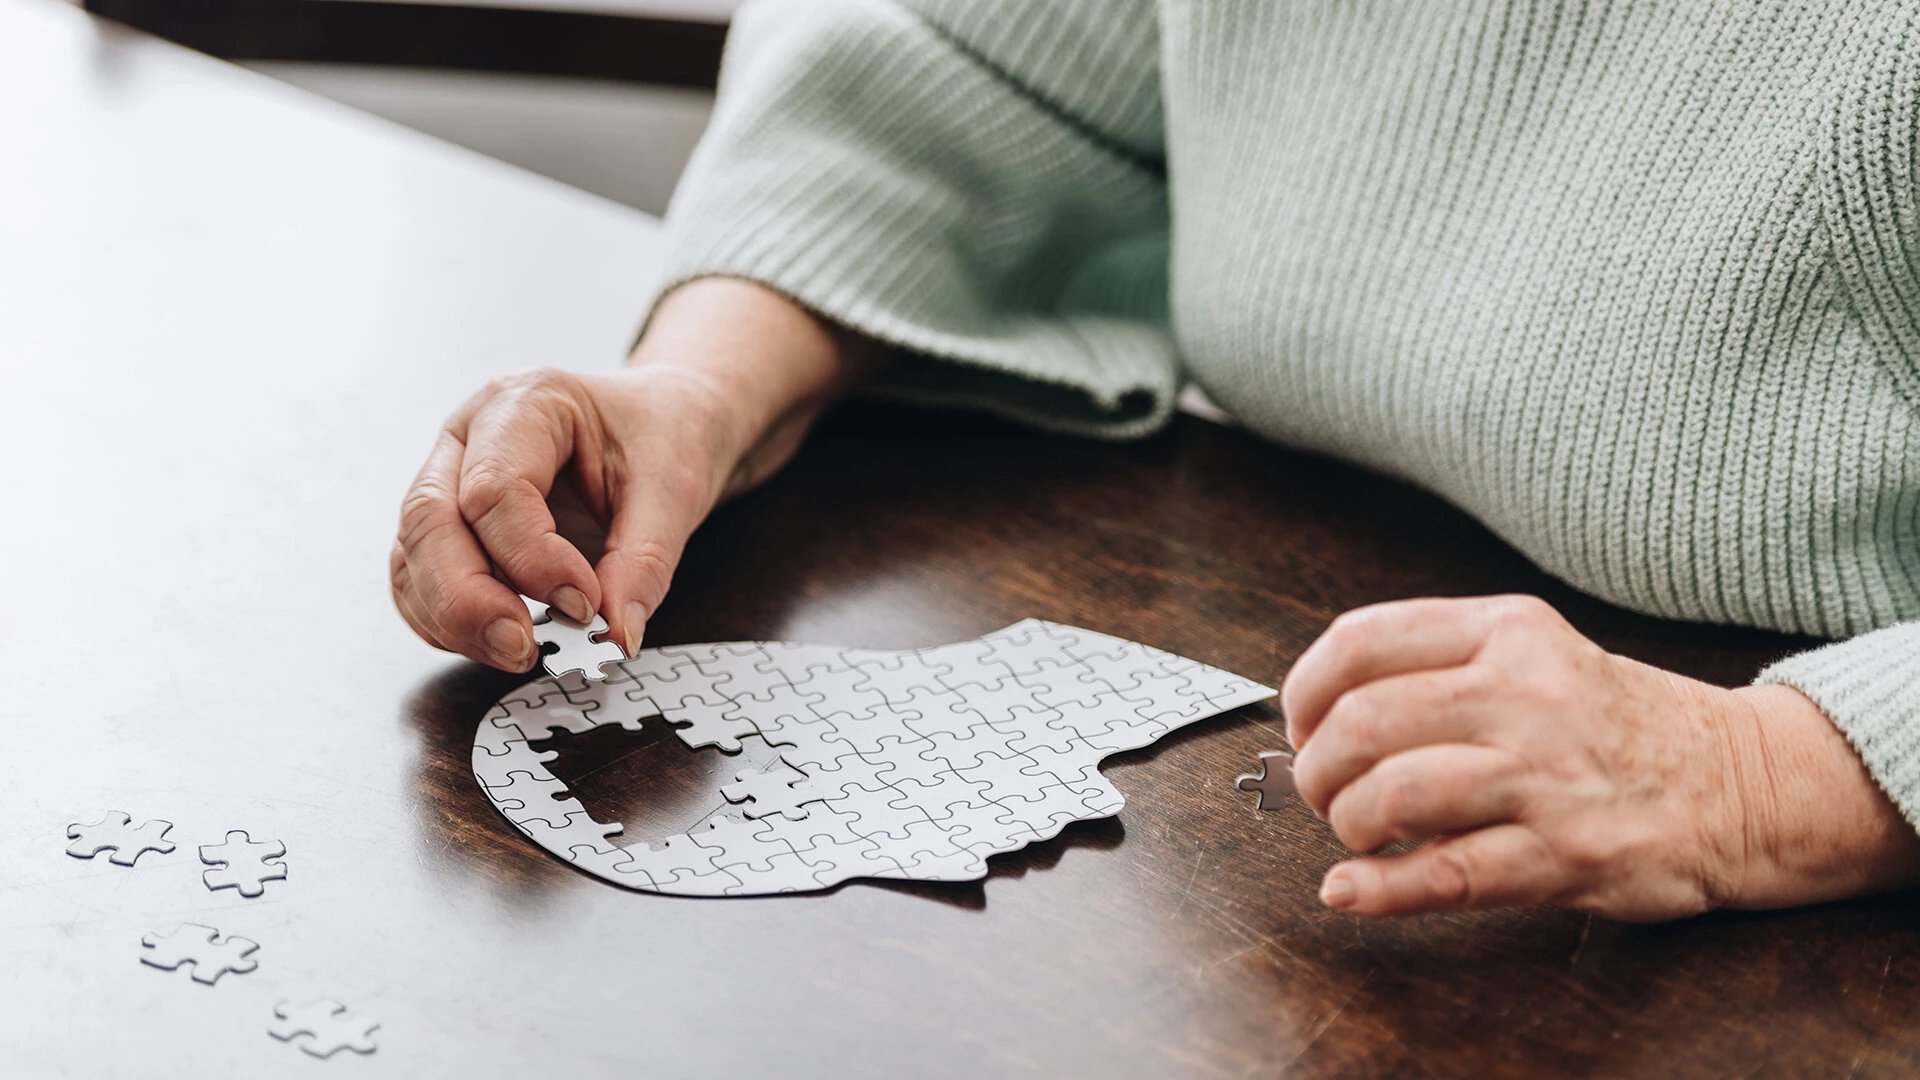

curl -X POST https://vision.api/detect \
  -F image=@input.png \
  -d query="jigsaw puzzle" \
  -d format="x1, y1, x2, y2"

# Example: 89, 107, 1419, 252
66, 812, 175, 866
199, 830, 288, 897
140, 924, 259, 984
471, 619, 1274, 896
1236, 751, 1296, 810
269, 999, 380, 1058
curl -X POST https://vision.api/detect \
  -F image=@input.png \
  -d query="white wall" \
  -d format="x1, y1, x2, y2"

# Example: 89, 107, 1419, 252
247, 62, 714, 215
63, 0, 725, 214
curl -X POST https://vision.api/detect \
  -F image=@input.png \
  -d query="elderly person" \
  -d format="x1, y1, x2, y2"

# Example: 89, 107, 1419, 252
390, 1, 1920, 921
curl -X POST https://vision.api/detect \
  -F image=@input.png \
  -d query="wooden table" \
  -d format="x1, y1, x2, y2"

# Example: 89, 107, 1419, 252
5, 2, 1916, 1075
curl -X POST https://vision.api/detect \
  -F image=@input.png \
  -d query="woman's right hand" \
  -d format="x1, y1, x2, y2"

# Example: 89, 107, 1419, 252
390, 278, 886, 672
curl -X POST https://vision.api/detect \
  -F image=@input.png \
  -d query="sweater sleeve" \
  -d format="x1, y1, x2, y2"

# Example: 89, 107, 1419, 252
647, 0, 1177, 438
1756, 623, 1920, 830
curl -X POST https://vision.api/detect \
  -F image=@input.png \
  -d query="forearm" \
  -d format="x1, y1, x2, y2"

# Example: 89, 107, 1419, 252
637, 276, 890, 495
629, 278, 890, 497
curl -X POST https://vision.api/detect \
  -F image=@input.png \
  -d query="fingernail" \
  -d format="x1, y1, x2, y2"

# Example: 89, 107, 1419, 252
549, 585, 593, 623
622, 601, 648, 657
484, 617, 533, 669
1319, 873, 1356, 910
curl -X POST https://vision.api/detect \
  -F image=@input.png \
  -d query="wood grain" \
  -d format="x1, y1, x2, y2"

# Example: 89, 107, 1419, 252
411, 399, 1920, 1077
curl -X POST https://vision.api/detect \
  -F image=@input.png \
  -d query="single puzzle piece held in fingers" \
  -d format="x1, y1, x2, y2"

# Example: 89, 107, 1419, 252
1236, 751, 1296, 810
269, 999, 380, 1058
66, 812, 175, 866
140, 924, 259, 984
524, 595, 626, 680
473, 620, 1275, 896
199, 830, 288, 897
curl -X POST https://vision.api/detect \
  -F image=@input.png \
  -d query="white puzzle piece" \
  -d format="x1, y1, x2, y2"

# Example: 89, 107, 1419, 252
524, 595, 626, 680
140, 924, 259, 984
66, 812, 175, 866
269, 999, 380, 1058
471, 620, 1275, 896
199, 830, 288, 897
1236, 751, 1297, 810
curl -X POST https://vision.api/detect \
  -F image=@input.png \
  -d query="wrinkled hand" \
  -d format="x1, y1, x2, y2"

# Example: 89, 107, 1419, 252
390, 279, 880, 672
1281, 595, 1920, 921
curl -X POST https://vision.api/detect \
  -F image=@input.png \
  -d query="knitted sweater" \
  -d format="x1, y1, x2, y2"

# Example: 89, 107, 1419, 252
653, 0, 1920, 828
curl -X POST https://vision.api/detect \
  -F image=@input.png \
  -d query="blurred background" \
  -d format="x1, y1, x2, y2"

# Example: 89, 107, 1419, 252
71, 0, 740, 215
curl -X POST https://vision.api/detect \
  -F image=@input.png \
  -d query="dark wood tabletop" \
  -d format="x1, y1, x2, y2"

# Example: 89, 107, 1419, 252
6, 1, 1918, 1076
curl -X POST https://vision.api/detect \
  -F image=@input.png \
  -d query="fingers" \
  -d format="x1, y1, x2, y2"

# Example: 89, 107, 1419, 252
456, 383, 601, 623
1323, 744, 1526, 852
389, 541, 448, 651
395, 430, 539, 671
595, 469, 703, 658
1320, 824, 1564, 916
1282, 595, 1557, 748
1290, 665, 1497, 813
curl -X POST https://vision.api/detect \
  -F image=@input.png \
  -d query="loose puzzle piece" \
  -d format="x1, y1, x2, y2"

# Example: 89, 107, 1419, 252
472, 620, 1275, 896
269, 999, 380, 1058
199, 830, 288, 897
524, 595, 626, 680
1236, 751, 1296, 810
66, 812, 175, 866
140, 924, 259, 984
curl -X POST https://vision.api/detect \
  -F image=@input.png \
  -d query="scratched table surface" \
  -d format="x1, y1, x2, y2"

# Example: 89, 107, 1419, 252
5, 1, 1919, 1076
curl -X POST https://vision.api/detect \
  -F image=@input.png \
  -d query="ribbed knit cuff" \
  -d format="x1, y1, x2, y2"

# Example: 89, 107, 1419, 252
1756, 622, 1920, 831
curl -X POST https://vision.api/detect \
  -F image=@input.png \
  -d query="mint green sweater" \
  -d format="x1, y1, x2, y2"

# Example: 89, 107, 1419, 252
653, 0, 1920, 828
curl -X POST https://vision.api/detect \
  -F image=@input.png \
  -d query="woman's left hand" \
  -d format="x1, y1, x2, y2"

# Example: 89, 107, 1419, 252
1282, 595, 1920, 921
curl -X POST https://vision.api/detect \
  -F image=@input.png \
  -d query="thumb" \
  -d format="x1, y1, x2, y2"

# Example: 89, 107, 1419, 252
594, 471, 700, 658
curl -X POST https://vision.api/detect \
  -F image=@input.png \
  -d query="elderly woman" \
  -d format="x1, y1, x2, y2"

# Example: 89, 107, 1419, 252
389, 1, 1920, 921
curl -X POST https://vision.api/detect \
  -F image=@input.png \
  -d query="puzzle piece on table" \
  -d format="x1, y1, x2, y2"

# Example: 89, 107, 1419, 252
66, 812, 174, 866
516, 809, 624, 857
605, 832, 731, 891
1236, 750, 1296, 810
664, 698, 764, 754
720, 761, 823, 821
471, 740, 558, 791
472, 620, 1276, 896
140, 924, 259, 984
269, 999, 380, 1058
499, 667, 598, 712
199, 830, 288, 897
524, 595, 626, 681
483, 769, 579, 829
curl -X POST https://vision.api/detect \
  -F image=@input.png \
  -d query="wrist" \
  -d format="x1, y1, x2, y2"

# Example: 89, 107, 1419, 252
630, 278, 887, 456
1713, 683, 1920, 909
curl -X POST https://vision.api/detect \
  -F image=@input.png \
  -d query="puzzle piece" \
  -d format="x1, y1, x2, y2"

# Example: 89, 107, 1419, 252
664, 697, 764, 753
1236, 750, 1296, 810
524, 595, 626, 680
472, 621, 1276, 896
484, 769, 578, 828
269, 999, 380, 1058
499, 666, 597, 712
140, 924, 259, 984
516, 809, 623, 856
470, 738, 558, 789
720, 761, 823, 821
608, 831, 729, 890
199, 830, 288, 897
66, 812, 174, 866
